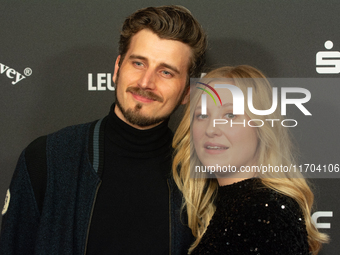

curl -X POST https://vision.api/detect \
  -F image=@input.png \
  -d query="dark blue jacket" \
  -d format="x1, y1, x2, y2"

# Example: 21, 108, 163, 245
0, 118, 193, 255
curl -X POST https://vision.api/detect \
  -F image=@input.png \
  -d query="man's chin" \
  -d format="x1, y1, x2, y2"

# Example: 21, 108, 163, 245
125, 110, 167, 127
118, 104, 168, 128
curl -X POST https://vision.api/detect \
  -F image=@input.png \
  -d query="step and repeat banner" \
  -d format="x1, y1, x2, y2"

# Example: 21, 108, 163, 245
1, 1, 339, 254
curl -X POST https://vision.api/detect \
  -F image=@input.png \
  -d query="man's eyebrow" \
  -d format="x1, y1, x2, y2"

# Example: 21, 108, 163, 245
129, 54, 147, 61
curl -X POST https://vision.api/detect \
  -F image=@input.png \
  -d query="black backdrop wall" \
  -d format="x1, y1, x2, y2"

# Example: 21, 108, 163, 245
1, 1, 339, 254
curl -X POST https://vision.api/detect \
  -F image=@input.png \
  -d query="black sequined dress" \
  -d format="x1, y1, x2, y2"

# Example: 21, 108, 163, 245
191, 178, 309, 255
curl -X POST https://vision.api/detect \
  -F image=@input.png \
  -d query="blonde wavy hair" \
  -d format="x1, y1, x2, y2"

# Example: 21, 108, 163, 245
172, 65, 329, 254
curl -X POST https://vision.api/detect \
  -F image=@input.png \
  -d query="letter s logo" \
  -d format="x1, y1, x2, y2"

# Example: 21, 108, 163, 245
316, 41, 340, 74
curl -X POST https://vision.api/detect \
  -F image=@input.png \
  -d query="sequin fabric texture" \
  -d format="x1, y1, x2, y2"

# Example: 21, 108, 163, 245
191, 178, 309, 255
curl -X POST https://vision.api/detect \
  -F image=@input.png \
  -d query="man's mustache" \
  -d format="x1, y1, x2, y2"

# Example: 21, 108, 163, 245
126, 87, 164, 102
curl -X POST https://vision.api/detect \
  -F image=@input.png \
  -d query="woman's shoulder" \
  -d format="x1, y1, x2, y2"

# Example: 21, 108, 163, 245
243, 179, 302, 215
214, 178, 309, 254
223, 178, 306, 228
218, 178, 302, 215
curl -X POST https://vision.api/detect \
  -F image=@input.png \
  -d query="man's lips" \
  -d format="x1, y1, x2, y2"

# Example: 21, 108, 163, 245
131, 93, 154, 103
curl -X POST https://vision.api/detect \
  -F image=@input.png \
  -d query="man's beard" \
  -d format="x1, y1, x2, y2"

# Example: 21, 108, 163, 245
114, 72, 186, 128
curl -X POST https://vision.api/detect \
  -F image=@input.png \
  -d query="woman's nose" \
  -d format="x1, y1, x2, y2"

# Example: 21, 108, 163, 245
205, 118, 223, 137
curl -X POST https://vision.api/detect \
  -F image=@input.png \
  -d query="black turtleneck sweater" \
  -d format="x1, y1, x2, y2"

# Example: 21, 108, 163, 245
86, 105, 173, 254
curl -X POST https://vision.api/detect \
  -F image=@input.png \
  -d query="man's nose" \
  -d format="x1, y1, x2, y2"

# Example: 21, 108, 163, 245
138, 69, 156, 90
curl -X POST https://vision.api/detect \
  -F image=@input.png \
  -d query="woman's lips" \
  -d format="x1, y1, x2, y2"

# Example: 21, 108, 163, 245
204, 142, 229, 154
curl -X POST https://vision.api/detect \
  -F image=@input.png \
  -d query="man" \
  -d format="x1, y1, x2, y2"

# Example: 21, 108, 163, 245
0, 5, 207, 255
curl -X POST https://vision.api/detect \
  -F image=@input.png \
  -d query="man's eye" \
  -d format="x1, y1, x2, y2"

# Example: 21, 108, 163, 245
161, 70, 173, 77
134, 62, 143, 67
225, 113, 236, 119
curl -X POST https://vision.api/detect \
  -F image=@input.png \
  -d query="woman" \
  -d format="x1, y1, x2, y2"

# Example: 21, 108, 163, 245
172, 65, 329, 254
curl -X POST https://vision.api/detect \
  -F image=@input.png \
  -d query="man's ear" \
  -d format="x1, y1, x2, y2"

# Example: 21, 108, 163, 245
181, 86, 190, 104
112, 55, 121, 83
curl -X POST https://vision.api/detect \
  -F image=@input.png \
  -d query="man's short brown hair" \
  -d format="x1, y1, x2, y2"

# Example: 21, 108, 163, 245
119, 5, 207, 78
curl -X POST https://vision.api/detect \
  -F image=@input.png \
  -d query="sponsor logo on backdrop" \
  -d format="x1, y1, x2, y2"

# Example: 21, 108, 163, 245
88, 73, 115, 91
197, 81, 311, 128
316, 40, 340, 74
1, 189, 10, 216
312, 211, 333, 229
0, 62, 32, 85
